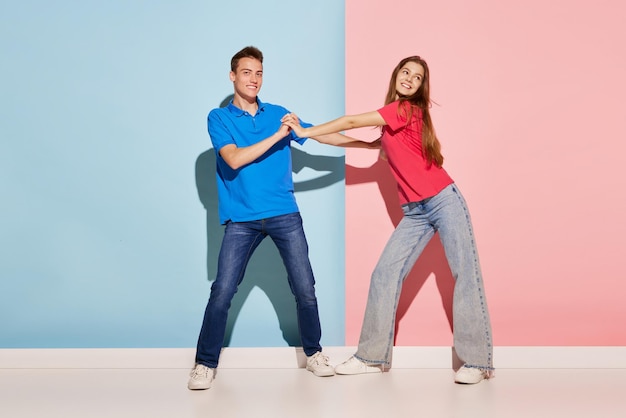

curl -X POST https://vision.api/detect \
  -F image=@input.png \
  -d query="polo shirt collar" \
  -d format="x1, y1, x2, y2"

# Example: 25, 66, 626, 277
226, 98, 267, 117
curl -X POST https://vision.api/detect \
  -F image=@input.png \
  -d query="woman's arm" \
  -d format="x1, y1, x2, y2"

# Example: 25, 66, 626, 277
282, 111, 386, 138
312, 133, 381, 149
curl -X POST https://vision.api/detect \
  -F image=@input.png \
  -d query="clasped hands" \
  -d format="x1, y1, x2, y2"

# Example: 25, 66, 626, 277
281, 113, 305, 137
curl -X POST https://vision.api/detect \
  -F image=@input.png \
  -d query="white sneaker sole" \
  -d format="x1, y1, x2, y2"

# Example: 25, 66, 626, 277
187, 380, 212, 390
454, 368, 487, 384
335, 365, 382, 375
307, 367, 335, 377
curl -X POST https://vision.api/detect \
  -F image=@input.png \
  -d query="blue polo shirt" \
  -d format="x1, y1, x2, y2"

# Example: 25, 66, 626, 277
208, 98, 311, 224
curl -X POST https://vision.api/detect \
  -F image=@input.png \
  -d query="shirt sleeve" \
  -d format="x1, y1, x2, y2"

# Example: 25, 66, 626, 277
207, 109, 234, 152
377, 101, 421, 132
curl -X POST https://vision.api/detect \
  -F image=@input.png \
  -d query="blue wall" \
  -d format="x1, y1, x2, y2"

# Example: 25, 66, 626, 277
0, 1, 346, 348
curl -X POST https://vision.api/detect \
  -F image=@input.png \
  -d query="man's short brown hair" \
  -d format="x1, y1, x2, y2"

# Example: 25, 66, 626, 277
231, 46, 263, 72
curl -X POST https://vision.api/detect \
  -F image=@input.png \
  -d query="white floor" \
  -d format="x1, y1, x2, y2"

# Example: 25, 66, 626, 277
1, 367, 625, 418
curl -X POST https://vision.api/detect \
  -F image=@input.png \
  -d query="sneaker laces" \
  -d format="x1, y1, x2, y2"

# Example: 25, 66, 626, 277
347, 356, 361, 365
190, 365, 210, 379
310, 352, 330, 366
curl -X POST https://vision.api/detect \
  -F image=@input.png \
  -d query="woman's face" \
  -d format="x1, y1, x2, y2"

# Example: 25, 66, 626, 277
394, 61, 425, 98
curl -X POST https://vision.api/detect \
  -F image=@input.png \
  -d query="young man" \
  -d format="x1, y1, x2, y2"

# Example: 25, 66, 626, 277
188, 46, 373, 390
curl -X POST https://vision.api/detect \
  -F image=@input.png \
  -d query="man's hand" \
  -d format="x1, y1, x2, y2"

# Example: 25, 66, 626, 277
277, 122, 291, 138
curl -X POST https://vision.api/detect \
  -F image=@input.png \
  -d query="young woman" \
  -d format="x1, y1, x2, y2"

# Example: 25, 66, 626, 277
282, 55, 494, 384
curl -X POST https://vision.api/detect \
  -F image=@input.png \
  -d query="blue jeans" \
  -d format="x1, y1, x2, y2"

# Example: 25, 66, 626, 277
355, 183, 494, 371
195, 212, 322, 368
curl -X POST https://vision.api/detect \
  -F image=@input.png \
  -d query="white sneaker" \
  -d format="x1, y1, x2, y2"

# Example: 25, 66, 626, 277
454, 365, 490, 384
306, 351, 335, 377
188, 364, 214, 390
334, 356, 383, 375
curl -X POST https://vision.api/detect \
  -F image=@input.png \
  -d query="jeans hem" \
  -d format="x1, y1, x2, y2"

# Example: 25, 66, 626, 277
354, 353, 389, 367
195, 361, 217, 369
463, 363, 496, 378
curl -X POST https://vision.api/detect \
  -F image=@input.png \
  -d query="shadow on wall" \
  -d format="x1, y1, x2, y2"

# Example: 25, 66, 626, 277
194, 94, 345, 347
345, 158, 455, 342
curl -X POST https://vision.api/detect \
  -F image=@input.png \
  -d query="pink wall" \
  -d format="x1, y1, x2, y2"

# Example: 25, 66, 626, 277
345, 0, 626, 345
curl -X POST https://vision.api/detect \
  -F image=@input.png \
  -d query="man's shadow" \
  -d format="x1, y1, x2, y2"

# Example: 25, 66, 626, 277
345, 158, 455, 342
194, 94, 345, 347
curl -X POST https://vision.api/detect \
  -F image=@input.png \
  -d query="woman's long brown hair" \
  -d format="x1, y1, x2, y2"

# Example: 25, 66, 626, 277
384, 56, 444, 167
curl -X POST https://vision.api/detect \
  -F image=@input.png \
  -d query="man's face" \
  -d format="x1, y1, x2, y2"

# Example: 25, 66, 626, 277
230, 57, 263, 102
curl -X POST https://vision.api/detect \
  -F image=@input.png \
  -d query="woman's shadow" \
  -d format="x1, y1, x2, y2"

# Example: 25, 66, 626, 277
345, 157, 456, 343
194, 94, 345, 347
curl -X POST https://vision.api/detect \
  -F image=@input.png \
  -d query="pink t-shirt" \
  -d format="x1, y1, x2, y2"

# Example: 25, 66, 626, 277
377, 101, 454, 204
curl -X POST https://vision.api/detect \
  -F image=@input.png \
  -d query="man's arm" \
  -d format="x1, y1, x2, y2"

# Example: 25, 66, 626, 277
209, 109, 292, 170
219, 124, 290, 170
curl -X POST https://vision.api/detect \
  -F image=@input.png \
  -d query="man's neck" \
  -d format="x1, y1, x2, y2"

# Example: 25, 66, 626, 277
232, 95, 259, 114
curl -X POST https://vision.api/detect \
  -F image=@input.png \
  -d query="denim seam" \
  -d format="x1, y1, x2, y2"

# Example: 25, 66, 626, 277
452, 185, 494, 369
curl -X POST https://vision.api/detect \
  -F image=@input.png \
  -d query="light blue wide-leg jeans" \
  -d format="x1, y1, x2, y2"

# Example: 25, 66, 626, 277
355, 183, 494, 372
